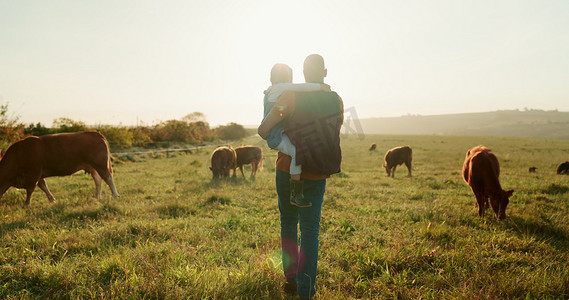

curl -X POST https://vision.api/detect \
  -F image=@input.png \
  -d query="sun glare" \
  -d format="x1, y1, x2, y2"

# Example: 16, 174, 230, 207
232, 1, 336, 84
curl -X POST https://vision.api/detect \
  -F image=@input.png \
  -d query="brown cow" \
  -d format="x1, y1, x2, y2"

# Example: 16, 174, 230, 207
528, 167, 537, 173
462, 146, 513, 220
383, 145, 412, 177
368, 143, 377, 151
233, 146, 263, 179
556, 161, 569, 175
209, 146, 236, 179
0, 131, 119, 207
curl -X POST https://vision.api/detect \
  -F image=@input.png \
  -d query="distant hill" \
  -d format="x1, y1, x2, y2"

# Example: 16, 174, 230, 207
346, 110, 569, 139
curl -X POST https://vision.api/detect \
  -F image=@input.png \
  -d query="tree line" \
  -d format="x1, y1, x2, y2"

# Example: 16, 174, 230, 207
0, 105, 251, 151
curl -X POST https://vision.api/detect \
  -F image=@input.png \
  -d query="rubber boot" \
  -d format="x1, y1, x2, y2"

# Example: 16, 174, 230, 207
290, 179, 311, 207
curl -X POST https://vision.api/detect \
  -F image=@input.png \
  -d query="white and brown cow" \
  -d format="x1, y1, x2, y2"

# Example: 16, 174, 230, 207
462, 145, 513, 220
0, 131, 119, 206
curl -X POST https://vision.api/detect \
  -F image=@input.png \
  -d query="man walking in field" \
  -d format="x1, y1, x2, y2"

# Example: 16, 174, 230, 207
258, 54, 343, 299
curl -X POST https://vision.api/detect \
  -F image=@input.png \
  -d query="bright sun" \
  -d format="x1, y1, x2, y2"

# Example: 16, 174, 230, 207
231, 1, 337, 83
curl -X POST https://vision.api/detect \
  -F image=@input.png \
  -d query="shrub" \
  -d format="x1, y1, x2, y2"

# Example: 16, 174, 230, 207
0, 104, 25, 150
0, 109, 247, 151
96, 125, 134, 149
214, 122, 248, 141
151, 120, 194, 144
150, 120, 215, 145
24, 122, 52, 136
52, 118, 89, 133
129, 127, 153, 148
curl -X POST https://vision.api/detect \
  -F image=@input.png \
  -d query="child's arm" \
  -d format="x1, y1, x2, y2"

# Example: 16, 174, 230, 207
268, 83, 330, 102
286, 83, 330, 92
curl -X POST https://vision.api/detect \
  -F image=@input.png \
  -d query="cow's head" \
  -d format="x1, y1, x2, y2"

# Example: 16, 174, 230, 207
209, 165, 230, 180
383, 163, 390, 176
210, 166, 221, 180
490, 189, 514, 220
557, 161, 569, 174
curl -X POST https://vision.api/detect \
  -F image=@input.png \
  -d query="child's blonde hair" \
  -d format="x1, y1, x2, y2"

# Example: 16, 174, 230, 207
270, 63, 293, 85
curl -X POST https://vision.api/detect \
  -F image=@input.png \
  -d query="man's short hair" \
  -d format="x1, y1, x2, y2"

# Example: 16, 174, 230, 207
303, 54, 325, 80
270, 63, 293, 85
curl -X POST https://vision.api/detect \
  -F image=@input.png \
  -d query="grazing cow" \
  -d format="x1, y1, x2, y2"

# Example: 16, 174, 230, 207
556, 161, 569, 175
528, 167, 537, 173
383, 145, 412, 177
368, 143, 377, 151
0, 131, 119, 207
233, 146, 263, 179
209, 146, 236, 179
462, 146, 513, 220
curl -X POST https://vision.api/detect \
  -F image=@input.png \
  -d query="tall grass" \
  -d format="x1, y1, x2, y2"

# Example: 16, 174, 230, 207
1, 135, 568, 299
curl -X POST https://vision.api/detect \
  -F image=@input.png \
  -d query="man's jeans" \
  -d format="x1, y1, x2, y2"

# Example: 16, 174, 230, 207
276, 169, 326, 298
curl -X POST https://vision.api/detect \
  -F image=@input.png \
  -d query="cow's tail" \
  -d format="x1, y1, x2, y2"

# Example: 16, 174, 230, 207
107, 155, 114, 175
258, 156, 264, 172
100, 131, 114, 175
408, 147, 413, 169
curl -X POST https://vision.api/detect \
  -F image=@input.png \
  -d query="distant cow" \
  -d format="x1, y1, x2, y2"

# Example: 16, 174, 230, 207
368, 143, 377, 151
383, 146, 412, 177
556, 161, 569, 175
0, 131, 119, 207
209, 146, 236, 179
528, 167, 537, 173
462, 146, 513, 220
233, 146, 263, 179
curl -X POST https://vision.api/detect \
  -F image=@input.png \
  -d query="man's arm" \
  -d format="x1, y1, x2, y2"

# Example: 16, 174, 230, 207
258, 91, 296, 139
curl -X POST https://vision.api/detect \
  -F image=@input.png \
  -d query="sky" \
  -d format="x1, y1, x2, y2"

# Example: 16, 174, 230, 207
1, 0, 568, 127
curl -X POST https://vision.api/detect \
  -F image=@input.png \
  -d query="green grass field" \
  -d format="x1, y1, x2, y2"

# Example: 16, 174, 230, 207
1, 134, 569, 299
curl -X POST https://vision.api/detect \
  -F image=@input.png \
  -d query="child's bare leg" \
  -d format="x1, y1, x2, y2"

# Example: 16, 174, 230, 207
276, 134, 311, 206
277, 134, 302, 179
